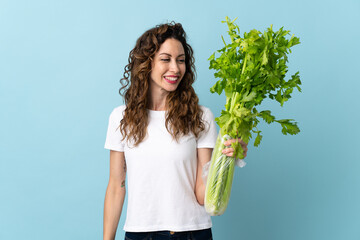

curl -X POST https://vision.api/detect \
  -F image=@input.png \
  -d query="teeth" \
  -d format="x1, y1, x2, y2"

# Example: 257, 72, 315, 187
165, 76, 178, 81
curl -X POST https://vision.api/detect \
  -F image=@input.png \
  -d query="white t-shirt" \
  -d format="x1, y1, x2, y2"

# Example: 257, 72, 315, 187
104, 105, 218, 232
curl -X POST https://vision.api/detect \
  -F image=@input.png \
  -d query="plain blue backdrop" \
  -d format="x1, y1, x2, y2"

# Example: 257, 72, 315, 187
1, 0, 359, 239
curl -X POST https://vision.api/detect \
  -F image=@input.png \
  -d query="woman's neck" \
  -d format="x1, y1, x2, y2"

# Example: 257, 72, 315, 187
147, 94, 168, 111
148, 103, 167, 111
148, 85, 169, 111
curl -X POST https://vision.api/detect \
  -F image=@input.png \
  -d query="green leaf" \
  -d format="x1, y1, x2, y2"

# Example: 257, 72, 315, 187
253, 131, 262, 147
259, 110, 275, 124
215, 111, 231, 128
241, 91, 257, 102
231, 141, 244, 159
261, 47, 268, 65
233, 105, 251, 118
208, 53, 215, 61
210, 80, 226, 95
275, 90, 283, 105
276, 119, 300, 135
224, 86, 233, 98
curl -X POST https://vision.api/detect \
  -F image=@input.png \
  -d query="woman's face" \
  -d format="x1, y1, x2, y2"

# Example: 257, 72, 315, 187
150, 38, 186, 94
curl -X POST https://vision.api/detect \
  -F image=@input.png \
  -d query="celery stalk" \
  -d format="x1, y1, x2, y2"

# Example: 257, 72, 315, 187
204, 132, 236, 216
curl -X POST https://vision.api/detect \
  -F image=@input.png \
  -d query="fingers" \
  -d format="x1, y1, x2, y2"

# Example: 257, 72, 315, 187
222, 148, 232, 155
224, 138, 248, 147
221, 149, 248, 158
222, 138, 248, 158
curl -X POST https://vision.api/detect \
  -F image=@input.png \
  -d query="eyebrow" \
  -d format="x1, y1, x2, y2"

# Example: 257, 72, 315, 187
159, 53, 185, 57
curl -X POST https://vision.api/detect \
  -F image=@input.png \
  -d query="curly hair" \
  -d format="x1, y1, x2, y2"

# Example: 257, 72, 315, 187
119, 22, 205, 146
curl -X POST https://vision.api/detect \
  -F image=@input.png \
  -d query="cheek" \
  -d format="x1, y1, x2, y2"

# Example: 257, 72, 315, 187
156, 64, 166, 75
181, 65, 186, 75
151, 66, 162, 79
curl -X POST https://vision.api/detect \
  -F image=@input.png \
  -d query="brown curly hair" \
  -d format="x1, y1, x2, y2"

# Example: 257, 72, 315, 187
119, 22, 205, 146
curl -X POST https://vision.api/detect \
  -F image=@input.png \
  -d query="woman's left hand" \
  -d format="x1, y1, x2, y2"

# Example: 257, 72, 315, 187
222, 139, 248, 158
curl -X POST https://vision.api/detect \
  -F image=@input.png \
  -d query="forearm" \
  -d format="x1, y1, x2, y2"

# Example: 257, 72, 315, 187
103, 183, 126, 240
195, 181, 206, 205
195, 148, 213, 206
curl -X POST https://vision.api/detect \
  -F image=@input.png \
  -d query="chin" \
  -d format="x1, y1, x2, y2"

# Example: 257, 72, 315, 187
163, 87, 178, 93
162, 83, 180, 92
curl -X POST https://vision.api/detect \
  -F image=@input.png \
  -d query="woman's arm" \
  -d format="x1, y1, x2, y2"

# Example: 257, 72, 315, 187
195, 148, 213, 205
103, 150, 127, 240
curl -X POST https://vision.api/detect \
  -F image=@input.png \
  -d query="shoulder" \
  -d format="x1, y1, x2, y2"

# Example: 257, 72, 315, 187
112, 105, 126, 114
109, 105, 126, 120
199, 105, 215, 120
196, 105, 218, 144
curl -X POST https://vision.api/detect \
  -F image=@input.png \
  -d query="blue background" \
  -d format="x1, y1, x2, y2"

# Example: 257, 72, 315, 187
1, 0, 359, 239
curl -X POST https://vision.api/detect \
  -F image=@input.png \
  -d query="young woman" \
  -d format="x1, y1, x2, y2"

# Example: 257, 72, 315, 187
103, 22, 248, 240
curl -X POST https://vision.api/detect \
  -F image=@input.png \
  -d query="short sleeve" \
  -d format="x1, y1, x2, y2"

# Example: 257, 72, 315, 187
196, 106, 218, 148
104, 106, 126, 152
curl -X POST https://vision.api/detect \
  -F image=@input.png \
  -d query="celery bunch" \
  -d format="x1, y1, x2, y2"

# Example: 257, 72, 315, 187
204, 17, 301, 216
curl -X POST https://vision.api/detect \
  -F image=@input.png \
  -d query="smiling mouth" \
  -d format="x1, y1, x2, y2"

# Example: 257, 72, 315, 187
164, 76, 179, 84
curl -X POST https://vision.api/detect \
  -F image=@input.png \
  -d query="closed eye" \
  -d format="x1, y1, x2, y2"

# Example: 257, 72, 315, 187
160, 58, 185, 63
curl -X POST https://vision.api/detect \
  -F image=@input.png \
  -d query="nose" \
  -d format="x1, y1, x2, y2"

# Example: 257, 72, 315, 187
169, 59, 180, 73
